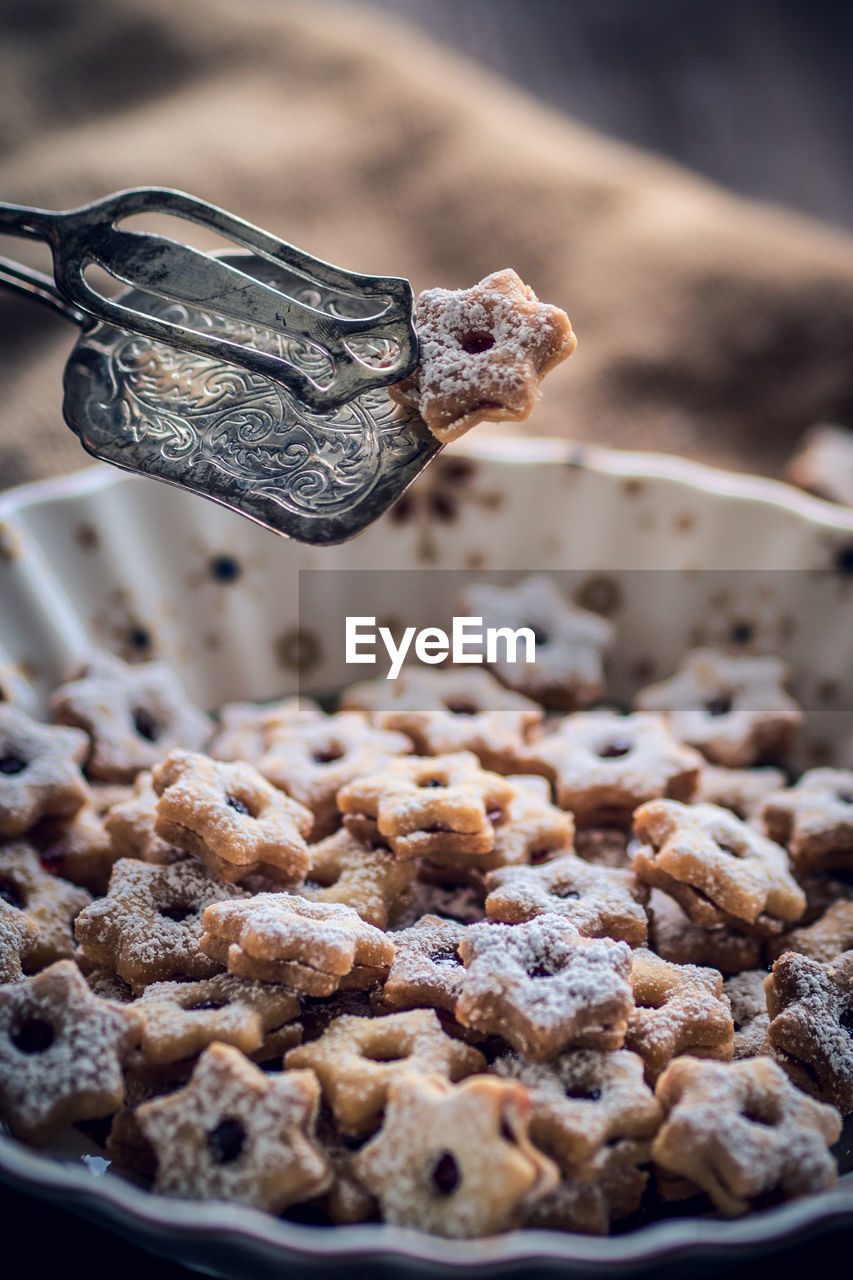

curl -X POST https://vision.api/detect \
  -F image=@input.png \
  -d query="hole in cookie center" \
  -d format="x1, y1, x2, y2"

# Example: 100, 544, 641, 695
0, 878, 25, 910
836, 790, 853, 806
312, 746, 345, 764
431, 1151, 461, 1194
420, 778, 446, 789
527, 626, 549, 647
597, 739, 632, 759
160, 903, 196, 923
742, 1105, 778, 1128
0, 754, 27, 775
566, 1084, 602, 1102
207, 1116, 246, 1164
432, 949, 462, 968
556, 887, 581, 900
445, 700, 477, 716
226, 794, 252, 817
529, 964, 555, 979
189, 999, 228, 1012
716, 840, 745, 859
459, 331, 495, 356
364, 1044, 409, 1063
705, 695, 733, 718
12, 1017, 55, 1054
132, 707, 160, 742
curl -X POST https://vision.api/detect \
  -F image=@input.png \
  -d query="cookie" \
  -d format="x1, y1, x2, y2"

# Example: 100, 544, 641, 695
517, 711, 702, 827
51, 650, 211, 782
633, 800, 805, 937
353, 1072, 559, 1236
104, 770, 186, 867
130, 972, 301, 1068
625, 948, 734, 1081
652, 1056, 841, 1216
152, 749, 313, 884
380, 914, 468, 1014
484, 852, 648, 946
761, 768, 853, 874
492, 1048, 660, 1174
0, 705, 88, 838
300, 827, 414, 929
284, 1008, 485, 1135
695, 764, 788, 821
200, 893, 394, 997
766, 900, 853, 964
458, 575, 613, 709
456, 915, 634, 1060
136, 1043, 331, 1210
765, 949, 853, 1114
0, 959, 138, 1142
387, 268, 576, 443
337, 752, 514, 861
0, 842, 91, 972
635, 649, 801, 767
75, 857, 245, 989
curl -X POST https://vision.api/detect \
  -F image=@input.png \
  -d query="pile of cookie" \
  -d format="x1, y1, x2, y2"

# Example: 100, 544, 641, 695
0, 581, 851, 1239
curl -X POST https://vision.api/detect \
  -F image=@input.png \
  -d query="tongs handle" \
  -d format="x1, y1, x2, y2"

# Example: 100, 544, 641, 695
0, 189, 418, 412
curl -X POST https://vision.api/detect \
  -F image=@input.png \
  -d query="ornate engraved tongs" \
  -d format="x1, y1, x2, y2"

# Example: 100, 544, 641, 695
0, 188, 437, 543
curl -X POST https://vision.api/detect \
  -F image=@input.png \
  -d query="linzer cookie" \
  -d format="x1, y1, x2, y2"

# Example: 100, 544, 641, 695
200, 893, 393, 996
632, 800, 805, 937
380, 914, 468, 1014
625, 948, 733, 1081
104, 771, 185, 867
0, 705, 88, 838
137, 1043, 331, 1210
761, 768, 853, 873
50, 650, 211, 782
765, 949, 853, 1114
456, 915, 634, 1060
300, 828, 414, 930
492, 1048, 660, 1174
152, 750, 312, 884
518, 711, 702, 826
0, 842, 90, 971
129, 973, 300, 1068
652, 1056, 841, 1216
474, 784, 573, 873
74, 857, 245, 989
353, 1072, 559, 1236
337, 752, 514, 861
766, 899, 853, 964
33, 782, 132, 894
285, 1008, 485, 1135
484, 852, 648, 946
523, 1154, 648, 1234
635, 649, 802, 767
459, 575, 613, 709
0, 900, 36, 985
387, 268, 576, 443
0, 960, 138, 1142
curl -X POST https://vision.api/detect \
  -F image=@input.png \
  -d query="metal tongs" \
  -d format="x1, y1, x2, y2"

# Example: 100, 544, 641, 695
0, 188, 438, 544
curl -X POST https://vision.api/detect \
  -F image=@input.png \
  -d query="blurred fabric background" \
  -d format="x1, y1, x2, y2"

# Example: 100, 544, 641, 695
1, 0, 852, 489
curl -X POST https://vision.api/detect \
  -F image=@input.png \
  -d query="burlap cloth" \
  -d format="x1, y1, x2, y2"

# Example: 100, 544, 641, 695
3, 0, 853, 491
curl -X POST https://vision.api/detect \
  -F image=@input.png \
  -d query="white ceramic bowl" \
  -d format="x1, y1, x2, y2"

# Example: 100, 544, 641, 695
1, 440, 853, 1275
